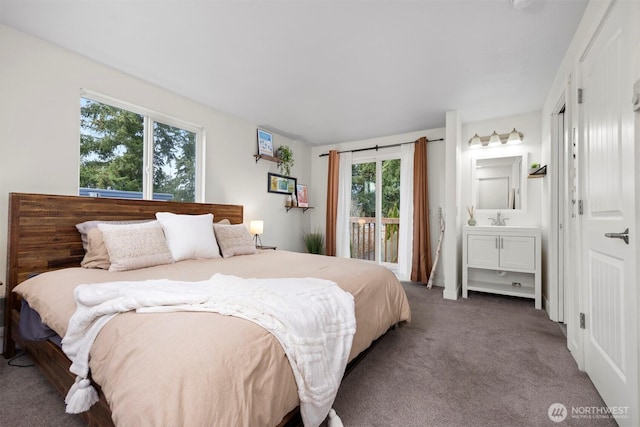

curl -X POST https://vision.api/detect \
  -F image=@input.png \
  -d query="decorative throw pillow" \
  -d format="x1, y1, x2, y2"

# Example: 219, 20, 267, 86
217, 218, 231, 225
155, 212, 221, 261
76, 219, 151, 251
98, 221, 173, 272
213, 223, 258, 258
80, 228, 111, 270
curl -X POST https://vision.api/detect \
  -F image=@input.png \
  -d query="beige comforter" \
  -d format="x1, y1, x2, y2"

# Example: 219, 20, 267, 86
14, 251, 411, 427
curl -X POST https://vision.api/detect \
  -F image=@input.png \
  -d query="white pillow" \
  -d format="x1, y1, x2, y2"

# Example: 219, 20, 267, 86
98, 221, 174, 272
155, 212, 221, 261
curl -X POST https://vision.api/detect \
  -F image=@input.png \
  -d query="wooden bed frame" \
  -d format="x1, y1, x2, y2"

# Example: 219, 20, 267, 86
2, 192, 246, 426
2, 192, 388, 427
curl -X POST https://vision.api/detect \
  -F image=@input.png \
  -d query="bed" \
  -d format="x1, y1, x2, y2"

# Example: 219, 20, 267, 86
2, 192, 411, 426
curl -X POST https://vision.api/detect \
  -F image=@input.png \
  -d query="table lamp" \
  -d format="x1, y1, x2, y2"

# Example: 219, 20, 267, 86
249, 220, 263, 247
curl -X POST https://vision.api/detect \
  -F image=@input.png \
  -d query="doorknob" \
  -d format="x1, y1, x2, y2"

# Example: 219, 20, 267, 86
604, 228, 629, 244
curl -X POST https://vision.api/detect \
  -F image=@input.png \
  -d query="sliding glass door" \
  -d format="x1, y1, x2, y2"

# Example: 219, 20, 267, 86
350, 157, 401, 270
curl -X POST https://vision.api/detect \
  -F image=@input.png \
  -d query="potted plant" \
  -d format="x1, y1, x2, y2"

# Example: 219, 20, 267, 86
529, 162, 541, 174
276, 145, 294, 176
303, 231, 325, 255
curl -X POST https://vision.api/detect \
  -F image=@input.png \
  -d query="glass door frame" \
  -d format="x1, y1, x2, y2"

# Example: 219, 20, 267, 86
351, 149, 402, 269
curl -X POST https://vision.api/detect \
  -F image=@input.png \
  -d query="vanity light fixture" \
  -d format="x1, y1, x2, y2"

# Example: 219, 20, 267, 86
467, 128, 524, 148
488, 131, 502, 146
469, 133, 483, 149
507, 128, 523, 144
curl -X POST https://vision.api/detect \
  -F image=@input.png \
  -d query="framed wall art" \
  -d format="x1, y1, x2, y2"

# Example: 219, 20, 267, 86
257, 129, 274, 157
268, 173, 296, 195
296, 184, 308, 207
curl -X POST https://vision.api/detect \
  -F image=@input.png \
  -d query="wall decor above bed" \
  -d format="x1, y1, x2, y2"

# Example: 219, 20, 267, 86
268, 172, 296, 195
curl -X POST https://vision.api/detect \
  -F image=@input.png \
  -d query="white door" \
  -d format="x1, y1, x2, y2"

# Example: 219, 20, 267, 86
580, 1, 637, 424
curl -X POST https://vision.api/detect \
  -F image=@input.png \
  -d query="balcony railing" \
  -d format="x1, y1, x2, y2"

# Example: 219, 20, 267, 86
350, 217, 399, 264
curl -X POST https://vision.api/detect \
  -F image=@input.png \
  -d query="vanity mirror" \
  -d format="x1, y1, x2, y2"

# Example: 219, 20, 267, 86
471, 153, 527, 211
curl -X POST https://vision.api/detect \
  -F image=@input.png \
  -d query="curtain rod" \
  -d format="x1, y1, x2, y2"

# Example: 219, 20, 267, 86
318, 138, 444, 157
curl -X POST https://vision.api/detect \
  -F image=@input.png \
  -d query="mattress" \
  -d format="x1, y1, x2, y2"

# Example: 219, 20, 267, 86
14, 250, 411, 426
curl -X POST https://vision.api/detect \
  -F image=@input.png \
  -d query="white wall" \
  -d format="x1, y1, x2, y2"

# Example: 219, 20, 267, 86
309, 127, 447, 286
0, 24, 312, 296
443, 111, 461, 300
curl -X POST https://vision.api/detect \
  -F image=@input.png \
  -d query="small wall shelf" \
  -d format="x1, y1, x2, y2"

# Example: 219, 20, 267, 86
528, 165, 547, 178
254, 154, 282, 165
285, 206, 314, 213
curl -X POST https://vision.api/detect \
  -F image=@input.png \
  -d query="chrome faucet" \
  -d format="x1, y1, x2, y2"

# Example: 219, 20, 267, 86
489, 211, 509, 226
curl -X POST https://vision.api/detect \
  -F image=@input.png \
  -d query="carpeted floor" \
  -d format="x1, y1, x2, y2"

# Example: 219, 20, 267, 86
0, 282, 615, 426
332, 282, 615, 426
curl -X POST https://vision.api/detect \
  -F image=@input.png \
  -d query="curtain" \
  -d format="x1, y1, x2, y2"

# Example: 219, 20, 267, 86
336, 151, 352, 258
398, 143, 414, 281
325, 150, 339, 256
411, 137, 432, 283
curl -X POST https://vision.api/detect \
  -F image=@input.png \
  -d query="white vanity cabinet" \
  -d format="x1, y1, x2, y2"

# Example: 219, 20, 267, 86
462, 226, 541, 309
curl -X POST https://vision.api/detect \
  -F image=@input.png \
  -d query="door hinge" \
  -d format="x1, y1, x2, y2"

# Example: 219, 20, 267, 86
580, 313, 586, 329
578, 88, 583, 104
578, 200, 584, 215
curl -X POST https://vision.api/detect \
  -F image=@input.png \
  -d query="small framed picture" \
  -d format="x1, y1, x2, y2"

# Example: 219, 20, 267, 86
268, 173, 296, 195
296, 184, 309, 208
257, 129, 274, 157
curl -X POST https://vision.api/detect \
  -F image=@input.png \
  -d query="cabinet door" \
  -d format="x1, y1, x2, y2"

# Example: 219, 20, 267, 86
499, 236, 535, 270
466, 235, 499, 268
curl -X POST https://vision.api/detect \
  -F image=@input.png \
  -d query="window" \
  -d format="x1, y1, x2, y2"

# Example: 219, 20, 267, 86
79, 92, 203, 202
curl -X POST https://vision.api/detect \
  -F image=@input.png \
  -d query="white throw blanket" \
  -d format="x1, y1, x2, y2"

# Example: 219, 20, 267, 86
62, 273, 356, 427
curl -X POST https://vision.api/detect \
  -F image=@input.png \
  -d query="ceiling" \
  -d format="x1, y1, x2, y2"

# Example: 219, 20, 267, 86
0, 0, 588, 145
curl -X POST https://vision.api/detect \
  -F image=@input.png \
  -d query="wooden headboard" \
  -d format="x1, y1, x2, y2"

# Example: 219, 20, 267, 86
3, 192, 243, 356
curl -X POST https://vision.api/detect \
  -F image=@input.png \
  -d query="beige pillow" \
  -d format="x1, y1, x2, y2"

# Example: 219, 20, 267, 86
213, 223, 258, 258
217, 218, 231, 225
98, 221, 173, 272
76, 219, 151, 251
80, 228, 111, 270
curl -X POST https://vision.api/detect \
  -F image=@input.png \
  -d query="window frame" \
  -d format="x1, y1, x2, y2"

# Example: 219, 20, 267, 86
79, 89, 205, 202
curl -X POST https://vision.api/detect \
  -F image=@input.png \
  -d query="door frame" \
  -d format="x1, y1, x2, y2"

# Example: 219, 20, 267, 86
549, 95, 566, 323
551, 83, 584, 366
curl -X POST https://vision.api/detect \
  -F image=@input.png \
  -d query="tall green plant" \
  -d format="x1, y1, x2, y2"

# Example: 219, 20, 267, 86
303, 231, 325, 255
